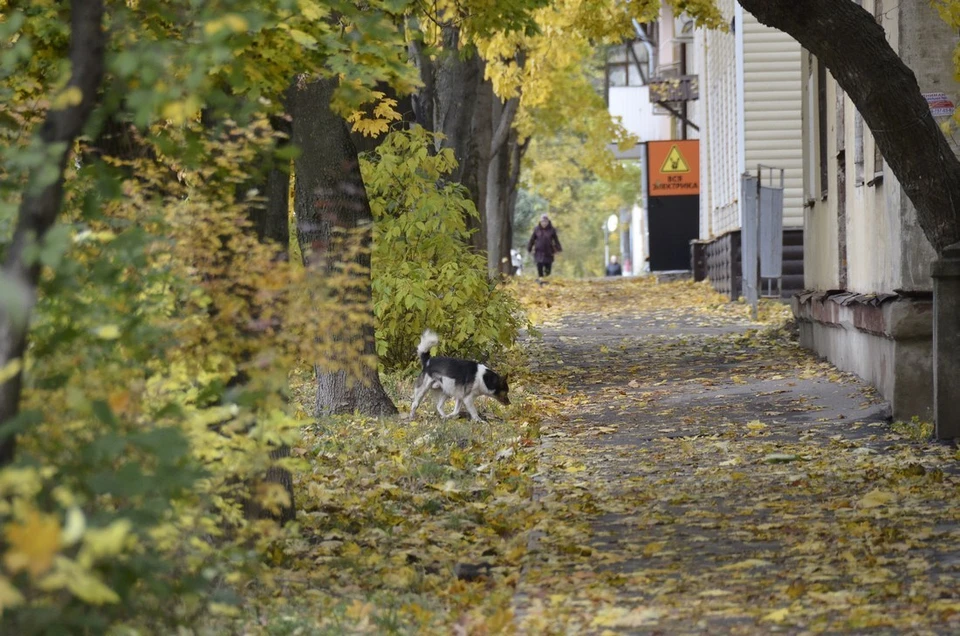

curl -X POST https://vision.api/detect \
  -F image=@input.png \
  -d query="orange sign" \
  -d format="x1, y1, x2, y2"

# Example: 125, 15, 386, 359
648, 140, 700, 197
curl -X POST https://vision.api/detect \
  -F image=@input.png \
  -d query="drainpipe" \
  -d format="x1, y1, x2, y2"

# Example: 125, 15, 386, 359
632, 19, 658, 274
632, 18, 657, 83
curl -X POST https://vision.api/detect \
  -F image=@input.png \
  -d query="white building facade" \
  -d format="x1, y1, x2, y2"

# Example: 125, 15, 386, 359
795, 0, 959, 420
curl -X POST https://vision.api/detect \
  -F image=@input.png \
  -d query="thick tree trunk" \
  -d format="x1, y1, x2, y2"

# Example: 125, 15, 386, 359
435, 27, 486, 251
0, 0, 105, 466
737, 0, 960, 253
435, 27, 482, 191
290, 78, 396, 417
485, 95, 520, 277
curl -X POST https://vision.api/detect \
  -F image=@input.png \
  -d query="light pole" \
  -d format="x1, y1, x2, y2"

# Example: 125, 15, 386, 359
605, 213, 618, 270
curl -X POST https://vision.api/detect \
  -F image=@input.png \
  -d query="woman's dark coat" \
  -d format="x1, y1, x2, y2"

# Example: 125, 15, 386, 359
527, 222, 562, 264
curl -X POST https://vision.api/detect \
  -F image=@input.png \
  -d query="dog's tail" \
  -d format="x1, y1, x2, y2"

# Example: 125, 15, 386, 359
417, 329, 439, 369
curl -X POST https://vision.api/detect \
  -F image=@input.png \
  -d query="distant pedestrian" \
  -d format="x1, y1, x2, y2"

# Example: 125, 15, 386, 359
605, 255, 623, 277
527, 214, 562, 278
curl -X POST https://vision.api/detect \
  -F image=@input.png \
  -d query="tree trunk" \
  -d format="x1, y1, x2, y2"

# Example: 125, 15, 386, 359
408, 37, 436, 132
737, 0, 960, 253
435, 27, 486, 251
243, 109, 295, 526
251, 111, 292, 247
473, 78, 494, 255
0, 0, 105, 466
290, 78, 397, 417
485, 95, 520, 277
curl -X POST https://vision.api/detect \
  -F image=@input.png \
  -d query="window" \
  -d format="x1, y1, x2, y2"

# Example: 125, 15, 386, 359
605, 43, 646, 89
854, 111, 865, 185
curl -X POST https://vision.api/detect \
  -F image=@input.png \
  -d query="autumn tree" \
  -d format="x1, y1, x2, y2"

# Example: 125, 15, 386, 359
0, 0, 423, 626
292, 78, 398, 416
0, 0, 106, 465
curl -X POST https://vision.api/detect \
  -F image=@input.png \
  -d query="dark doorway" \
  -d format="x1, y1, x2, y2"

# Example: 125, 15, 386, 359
647, 195, 699, 271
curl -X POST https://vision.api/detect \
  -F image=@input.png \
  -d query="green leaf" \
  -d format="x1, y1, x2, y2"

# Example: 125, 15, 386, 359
91, 400, 119, 427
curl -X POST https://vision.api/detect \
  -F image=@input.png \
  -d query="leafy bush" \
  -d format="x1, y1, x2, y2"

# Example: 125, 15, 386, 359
364, 127, 528, 371
0, 119, 335, 634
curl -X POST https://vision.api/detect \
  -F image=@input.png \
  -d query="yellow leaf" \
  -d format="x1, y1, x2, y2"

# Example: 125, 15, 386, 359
592, 605, 663, 627
642, 541, 665, 557
37, 556, 119, 604
720, 558, 771, 570
372, 98, 401, 121
746, 420, 768, 430
345, 599, 374, 621
351, 117, 390, 137
209, 602, 241, 616
79, 519, 132, 563
51, 86, 83, 109
161, 97, 201, 126
0, 358, 22, 384
287, 29, 317, 48
383, 565, 416, 589
93, 324, 121, 340
763, 607, 790, 623
0, 574, 24, 614
203, 14, 248, 36
4, 509, 61, 578
298, 0, 329, 21
859, 489, 895, 509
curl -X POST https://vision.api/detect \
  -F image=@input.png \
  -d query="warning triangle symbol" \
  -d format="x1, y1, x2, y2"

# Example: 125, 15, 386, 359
660, 145, 690, 173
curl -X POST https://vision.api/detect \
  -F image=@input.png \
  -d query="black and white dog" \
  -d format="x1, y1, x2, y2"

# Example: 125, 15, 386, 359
409, 330, 510, 422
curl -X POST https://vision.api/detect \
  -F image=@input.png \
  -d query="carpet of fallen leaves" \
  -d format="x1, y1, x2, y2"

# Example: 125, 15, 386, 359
226, 277, 959, 635
513, 277, 960, 634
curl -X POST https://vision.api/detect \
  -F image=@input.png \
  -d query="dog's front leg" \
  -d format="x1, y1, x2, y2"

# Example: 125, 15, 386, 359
464, 396, 484, 422
442, 398, 463, 420
434, 391, 448, 418
409, 376, 432, 419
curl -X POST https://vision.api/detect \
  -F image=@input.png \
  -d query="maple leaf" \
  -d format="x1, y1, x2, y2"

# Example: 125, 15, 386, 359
37, 557, 120, 605
3, 509, 61, 578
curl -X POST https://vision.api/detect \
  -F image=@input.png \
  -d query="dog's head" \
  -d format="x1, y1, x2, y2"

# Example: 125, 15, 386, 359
493, 374, 510, 406
483, 370, 511, 406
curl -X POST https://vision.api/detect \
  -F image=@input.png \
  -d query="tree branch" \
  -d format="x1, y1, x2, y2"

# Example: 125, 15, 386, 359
490, 96, 519, 157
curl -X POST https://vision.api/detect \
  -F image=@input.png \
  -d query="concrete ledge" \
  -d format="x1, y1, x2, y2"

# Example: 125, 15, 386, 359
791, 290, 932, 421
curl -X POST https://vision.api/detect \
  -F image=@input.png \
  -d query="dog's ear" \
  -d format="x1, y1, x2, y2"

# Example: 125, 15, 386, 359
502, 374, 509, 386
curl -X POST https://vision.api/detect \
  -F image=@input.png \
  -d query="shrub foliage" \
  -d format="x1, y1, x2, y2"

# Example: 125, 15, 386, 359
365, 127, 527, 372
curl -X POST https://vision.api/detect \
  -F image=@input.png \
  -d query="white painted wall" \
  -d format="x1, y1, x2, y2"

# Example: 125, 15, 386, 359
609, 86, 658, 141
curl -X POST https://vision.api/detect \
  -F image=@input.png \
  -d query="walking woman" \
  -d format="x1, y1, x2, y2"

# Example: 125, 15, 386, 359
527, 214, 563, 278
